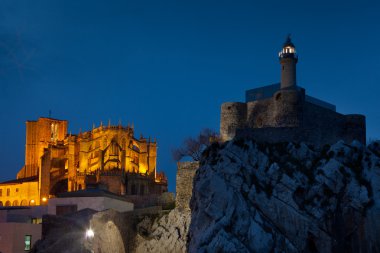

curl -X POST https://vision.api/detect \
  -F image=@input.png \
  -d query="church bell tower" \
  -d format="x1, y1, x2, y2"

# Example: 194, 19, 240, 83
279, 35, 298, 89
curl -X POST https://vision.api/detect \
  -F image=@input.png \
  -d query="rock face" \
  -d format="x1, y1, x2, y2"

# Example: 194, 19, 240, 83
134, 209, 190, 253
133, 162, 195, 253
188, 139, 380, 253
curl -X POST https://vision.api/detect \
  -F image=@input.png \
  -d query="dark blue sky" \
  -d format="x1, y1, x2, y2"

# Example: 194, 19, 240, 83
0, 0, 379, 192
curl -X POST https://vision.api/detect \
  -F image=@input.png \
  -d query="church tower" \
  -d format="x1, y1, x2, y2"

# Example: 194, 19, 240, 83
279, 35, 298, 89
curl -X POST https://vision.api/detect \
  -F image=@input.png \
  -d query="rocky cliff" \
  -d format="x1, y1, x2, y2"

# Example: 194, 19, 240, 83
188, 139, 380, 253
134, 209, 190, 253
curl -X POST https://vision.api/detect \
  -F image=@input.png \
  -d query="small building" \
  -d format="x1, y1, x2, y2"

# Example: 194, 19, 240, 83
48, 188, 134, 216
220, 36, 366, 146
0, 206, 47, 253
0, 177, 40, 208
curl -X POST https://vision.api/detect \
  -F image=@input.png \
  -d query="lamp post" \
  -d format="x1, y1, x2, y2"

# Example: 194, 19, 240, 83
85, 227, 95, 253
86, 228, 94, 239
85, 228, 94, 253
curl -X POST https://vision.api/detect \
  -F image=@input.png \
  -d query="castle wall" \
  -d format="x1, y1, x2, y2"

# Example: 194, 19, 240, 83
223, 89, 305, 141
236, 103, 366, 147
272, 89, 304, 127
175, 162, 199, 211
236, 127, 331, 147
224, 90, 366, 146
246, 98, 274, 128
220, 102, 247, 141
303, 102, 366, 145
344, 114, 366, 144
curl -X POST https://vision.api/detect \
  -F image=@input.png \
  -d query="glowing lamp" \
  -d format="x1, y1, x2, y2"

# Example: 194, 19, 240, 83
42, 197, 47, 202
86, 228, 94, 238
30, 199, 35, 204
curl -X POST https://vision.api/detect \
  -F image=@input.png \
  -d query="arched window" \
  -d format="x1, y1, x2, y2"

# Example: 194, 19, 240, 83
132, 145, 140, 152
5, 201, 11, 206
12, 200, 18, 206
0, 201, 3, 206
51, 123, 58, 141
21, 200, 28, 206
110, 141, 119, 156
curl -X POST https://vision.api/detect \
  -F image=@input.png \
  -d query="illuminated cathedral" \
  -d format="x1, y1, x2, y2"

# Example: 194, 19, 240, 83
0, 117, 167, 206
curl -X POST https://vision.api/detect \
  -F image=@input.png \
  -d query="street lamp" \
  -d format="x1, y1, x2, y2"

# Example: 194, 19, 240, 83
85, 228, 95, 253
86, 228, 94, 239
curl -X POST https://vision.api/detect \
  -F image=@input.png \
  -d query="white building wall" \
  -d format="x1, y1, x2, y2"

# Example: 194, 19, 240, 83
48, 196, 133, 215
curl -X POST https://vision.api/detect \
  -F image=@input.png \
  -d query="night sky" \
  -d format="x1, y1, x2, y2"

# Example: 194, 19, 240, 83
0, 0, 379, 192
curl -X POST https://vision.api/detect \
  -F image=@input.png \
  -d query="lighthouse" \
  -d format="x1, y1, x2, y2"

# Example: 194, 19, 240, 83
279, 35, 298, 89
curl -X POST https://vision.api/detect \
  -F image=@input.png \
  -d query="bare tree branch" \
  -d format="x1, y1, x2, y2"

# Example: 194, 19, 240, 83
172, 128, 219, 161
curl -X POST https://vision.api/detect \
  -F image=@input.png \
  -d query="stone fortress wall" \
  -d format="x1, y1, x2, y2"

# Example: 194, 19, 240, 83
221, 88, 366, 147
175, 162, 199, 210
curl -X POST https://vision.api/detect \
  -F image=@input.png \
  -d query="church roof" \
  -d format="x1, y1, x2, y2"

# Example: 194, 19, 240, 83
0, 176, 38, 185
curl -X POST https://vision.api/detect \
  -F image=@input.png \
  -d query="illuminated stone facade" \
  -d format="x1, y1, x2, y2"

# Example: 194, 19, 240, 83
0, 117, 167, 206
